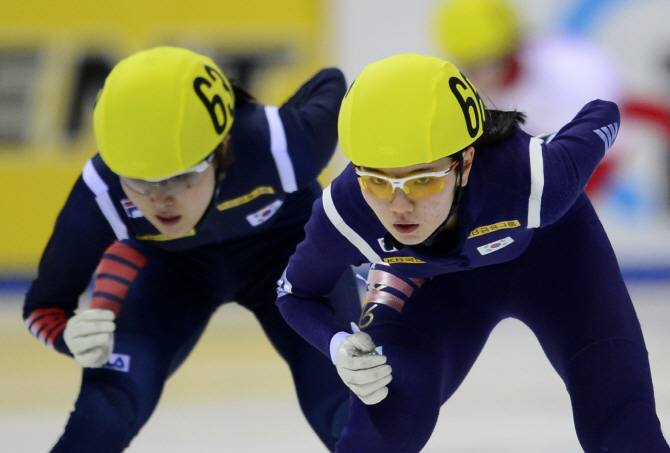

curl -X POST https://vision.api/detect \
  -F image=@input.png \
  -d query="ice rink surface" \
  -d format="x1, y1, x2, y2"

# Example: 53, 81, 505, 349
1, 282, 668, 452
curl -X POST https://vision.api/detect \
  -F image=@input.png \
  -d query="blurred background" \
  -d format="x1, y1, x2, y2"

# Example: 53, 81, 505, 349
1, 0, 669, 451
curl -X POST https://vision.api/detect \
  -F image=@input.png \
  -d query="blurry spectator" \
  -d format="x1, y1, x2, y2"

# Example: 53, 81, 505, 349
433, 0, 629, 198
434, 0, 623, 136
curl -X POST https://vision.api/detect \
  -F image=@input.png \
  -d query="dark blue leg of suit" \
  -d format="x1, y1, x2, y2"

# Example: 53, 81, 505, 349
335, 195, 668, 453
52, 224, 360, 452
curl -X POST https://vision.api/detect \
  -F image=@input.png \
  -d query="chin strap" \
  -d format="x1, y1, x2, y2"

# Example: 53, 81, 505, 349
383, 151, 465, 251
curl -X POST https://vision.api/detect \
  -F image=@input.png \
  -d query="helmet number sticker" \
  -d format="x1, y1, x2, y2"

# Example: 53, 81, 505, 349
194, 65, 234, 135
449, 75, 485, 138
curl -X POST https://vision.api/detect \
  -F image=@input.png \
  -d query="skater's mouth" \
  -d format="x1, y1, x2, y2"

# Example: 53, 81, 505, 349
393, 223, 419, 234
156, 215, 181, 226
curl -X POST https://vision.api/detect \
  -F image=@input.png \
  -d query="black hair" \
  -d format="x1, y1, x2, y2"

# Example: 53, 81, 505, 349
213, 141, 235, 174
471, 108, 526, 149
230, 81, 255, 107
196, 138, 235, 229
209, 80, 252, 174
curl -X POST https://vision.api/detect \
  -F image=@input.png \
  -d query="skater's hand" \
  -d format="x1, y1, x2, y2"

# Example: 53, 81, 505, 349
335, 331, 392, 405
64, 309, 115, 368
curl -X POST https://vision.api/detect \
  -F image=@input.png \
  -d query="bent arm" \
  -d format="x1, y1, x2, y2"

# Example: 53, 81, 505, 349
278, 68, 347, 187
537, 99, 620, 226
277, 197, 365, 357
23, 175, 116, 355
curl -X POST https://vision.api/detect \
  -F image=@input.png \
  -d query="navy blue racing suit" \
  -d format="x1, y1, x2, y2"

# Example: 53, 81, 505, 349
277, 100, 670, 452
24, 68, 360, 452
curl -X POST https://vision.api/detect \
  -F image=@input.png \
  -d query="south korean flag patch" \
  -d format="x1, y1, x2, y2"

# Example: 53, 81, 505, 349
121, 198, 144, 218
246, 199, 283, 226
477, 237, 514, 255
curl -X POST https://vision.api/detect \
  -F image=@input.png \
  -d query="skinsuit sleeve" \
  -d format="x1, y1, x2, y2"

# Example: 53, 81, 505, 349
277, 194, 368, 358
276, 68, 347, 187
533, 99, 620, 227
23, 174, 117, 355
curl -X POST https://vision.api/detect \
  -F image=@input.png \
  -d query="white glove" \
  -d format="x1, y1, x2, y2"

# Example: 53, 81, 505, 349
336, 331, 392, 405
64, 309, 116, 368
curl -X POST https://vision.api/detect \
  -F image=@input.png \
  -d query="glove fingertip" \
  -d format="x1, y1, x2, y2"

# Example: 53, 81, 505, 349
362, 387, 388, 405
349, 332, 375, 352
101, 321, 117, 332
357, 354, 388, 368
92, 309, 116, 320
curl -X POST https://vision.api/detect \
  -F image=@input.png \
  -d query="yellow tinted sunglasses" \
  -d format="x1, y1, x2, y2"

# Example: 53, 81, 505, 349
354, 160, 460, 200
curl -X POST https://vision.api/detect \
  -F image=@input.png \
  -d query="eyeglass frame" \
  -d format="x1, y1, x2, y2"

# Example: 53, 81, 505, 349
353, 159, 460, 200
119, 153, 215, 196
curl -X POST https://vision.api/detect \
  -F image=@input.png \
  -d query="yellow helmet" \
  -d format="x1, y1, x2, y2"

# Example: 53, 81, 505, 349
338, 53, 485, 168
94, 46, 235, 180
434, 0, 520, 67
